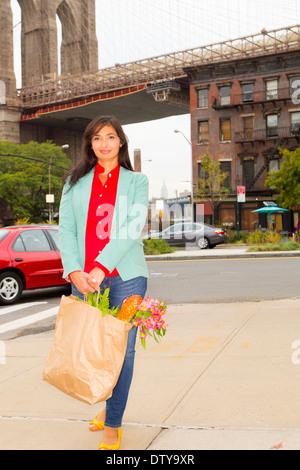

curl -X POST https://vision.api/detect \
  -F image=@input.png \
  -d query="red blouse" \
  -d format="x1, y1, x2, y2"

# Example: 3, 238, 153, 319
84, 162, 120, 277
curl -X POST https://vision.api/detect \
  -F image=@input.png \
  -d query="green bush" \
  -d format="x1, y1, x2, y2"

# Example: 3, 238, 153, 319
227, 230, 249, 243
247, 241, 300, 252
143, 238, 176, 255
248, 230, 268, 244
248, 230, 282, 245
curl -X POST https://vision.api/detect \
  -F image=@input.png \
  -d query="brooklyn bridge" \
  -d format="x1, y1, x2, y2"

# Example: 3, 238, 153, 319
1, 0, 300, 163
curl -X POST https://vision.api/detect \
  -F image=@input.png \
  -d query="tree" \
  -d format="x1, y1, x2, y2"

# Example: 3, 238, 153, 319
194, 152, 230, 224
0, 141, 71, 225
265, 147, 300, 209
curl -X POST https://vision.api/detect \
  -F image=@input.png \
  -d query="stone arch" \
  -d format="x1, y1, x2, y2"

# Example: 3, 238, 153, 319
57, 0, 98, 76
17, 0, 58, 85
56, 0, 81, 75
17, 0, 98, 85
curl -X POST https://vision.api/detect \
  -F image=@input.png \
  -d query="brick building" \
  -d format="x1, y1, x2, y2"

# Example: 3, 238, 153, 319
187, 49, 300, 232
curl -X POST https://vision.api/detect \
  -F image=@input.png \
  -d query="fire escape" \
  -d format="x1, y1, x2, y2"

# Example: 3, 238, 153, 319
225, 86, 300, 191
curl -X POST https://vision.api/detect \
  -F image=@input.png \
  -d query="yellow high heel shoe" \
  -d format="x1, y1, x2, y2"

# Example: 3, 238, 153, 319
98, 428, 122, 451
89, 412, 105, 431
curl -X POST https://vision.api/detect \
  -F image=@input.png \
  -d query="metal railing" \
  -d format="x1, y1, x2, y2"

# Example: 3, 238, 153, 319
214, 87, 296, 108
18, 24, 300, 109
235, 126, 300, 142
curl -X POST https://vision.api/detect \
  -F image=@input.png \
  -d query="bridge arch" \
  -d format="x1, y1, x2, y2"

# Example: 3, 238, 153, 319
57, 0, 93, 76
16, 0, 98, 86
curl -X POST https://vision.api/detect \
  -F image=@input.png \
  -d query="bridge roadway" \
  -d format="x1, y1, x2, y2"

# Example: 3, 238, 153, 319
18, 25, 300, 129
19, 82, 190, 131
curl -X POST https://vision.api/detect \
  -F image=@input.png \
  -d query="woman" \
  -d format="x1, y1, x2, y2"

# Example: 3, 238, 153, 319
59, 116, 149, 450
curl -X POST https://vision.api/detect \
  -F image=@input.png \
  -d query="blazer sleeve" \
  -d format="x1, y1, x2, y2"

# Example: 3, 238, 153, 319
94, 172, 148, 273
59, 179, 83, 280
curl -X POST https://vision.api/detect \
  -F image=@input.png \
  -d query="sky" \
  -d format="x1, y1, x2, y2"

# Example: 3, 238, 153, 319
10, 0, 300, 199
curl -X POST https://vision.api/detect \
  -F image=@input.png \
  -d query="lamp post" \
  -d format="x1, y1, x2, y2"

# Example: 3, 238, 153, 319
46, 155, 54, 224
46, 144, 69, 224
174, 129, 194, 222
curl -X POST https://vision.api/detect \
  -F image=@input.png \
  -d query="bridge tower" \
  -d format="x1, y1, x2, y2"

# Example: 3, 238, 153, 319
0, 0, 98, 148
0, 0, 22, 142
18, 0, 98, 86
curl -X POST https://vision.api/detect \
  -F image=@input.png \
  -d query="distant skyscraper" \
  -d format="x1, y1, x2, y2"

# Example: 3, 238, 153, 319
160, 180, 168, 199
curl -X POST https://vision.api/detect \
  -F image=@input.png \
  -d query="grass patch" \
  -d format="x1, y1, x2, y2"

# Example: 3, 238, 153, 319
143, 238, 176, 255
246, 241, 300, 252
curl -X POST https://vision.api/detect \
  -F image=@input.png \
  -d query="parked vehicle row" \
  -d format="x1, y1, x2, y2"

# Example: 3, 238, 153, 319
0, 225, 68, 305
144, 222, 228, 249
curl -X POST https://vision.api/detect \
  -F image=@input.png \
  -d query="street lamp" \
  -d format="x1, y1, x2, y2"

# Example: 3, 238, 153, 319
46, 155, 54, 224
174, 129, 194, 222
46, 144, 69, 224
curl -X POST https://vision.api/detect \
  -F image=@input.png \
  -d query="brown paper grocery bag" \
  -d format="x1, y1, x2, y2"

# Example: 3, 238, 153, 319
43, 295, 132, 405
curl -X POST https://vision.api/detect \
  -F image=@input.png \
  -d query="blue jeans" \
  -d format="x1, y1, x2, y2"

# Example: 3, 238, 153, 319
71, 275, 147, 428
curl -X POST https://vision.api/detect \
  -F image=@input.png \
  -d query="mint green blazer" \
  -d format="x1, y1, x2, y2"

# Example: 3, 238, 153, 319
59, 166, 149, 281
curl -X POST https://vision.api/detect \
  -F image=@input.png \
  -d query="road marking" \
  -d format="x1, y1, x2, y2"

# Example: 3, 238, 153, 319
0, 302, 48, 317
150, 273, 178, 277
0, 306, 58, 334
147, 257, 300, 263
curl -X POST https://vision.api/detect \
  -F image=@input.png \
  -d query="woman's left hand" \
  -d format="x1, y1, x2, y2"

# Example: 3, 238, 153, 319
88, 267, 106, 292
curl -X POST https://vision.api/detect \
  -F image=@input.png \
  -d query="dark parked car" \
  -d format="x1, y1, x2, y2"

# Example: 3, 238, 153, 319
0, 225, 68, 305
146, 222, 228, 249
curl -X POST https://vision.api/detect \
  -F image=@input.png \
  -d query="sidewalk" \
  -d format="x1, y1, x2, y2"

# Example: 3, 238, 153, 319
1, 294, 300, 450
145, 243, 300, 261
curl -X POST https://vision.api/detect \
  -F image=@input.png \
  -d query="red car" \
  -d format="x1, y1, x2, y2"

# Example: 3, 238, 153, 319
0, 225, 68, 305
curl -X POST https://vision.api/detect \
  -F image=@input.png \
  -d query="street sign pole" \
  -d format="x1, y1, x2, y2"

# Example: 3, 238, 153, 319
237, 186, 246, 241
236, 197, 240, 241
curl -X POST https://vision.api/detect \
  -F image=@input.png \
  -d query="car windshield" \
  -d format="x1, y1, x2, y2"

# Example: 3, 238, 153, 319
0, 230, 9, 243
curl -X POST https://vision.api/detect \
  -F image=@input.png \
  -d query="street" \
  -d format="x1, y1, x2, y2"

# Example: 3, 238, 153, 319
0, 256, 299, 341
147, 257, 300, 304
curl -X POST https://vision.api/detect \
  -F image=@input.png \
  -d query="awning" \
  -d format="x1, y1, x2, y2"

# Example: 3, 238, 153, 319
196, 202, 213, 216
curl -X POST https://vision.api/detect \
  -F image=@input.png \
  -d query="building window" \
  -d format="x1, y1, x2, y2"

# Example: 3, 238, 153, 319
291, 111, 300, 135
268, 159, 280, 173
220, 161, 231, 190
266, 79, 278, 100
219, 86, 231, 105
242, 83, 254, 102
266, 114, 278, 137
220, 118, 231, 141
197, 88, 208, 108
198, 120, 209, 143
197, 162, 208, 181
243, 159, 255, 189
243, 116, 254, 140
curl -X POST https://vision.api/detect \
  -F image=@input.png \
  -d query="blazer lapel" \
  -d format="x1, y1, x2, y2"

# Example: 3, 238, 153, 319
111, 167, 134, 237
79, 168, 95, 216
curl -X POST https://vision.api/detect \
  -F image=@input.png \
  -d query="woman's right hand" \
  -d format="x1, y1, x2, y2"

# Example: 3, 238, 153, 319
69, 271, 97, 295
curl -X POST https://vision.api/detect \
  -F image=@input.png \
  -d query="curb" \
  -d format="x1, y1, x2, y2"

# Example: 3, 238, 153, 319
145, 250, 300, 262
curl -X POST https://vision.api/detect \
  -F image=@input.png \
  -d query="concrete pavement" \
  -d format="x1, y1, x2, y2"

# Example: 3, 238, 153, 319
145, 243, 300, 261
0, 245, 300, 450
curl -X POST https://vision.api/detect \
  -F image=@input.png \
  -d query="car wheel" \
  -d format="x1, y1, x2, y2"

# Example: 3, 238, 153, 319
197, 237, 209, 249
0, 272, 23, 305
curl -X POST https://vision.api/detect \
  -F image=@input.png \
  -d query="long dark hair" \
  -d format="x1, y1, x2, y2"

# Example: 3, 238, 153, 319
63, 115, 134, 187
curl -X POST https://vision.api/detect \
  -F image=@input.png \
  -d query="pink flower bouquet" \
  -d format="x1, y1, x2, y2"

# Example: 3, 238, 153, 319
77, 291, 167, 349
132, 296, 168, 349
